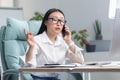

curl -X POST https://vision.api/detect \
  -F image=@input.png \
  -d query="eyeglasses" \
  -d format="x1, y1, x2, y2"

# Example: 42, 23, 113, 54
47, 18, 66, 26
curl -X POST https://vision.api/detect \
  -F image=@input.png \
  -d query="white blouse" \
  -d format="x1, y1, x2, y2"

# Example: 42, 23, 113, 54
23, 31, 84, 77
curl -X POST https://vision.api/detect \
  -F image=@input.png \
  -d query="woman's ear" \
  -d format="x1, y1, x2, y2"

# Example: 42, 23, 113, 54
44, 21, 47, 26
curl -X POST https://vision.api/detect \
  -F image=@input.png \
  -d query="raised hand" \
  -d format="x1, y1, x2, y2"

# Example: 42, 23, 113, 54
63, 25, 72, 44
63, 26, 76, 53
24, 29, 35, 47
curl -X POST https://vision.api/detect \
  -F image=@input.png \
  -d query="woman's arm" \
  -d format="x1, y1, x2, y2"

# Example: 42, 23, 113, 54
66, 46, 84, 64
63, 25, 76, 53
63, 26, 84, 64
67, 41, 76, 53
25, 46, 34, 63
24, 29, 35, 63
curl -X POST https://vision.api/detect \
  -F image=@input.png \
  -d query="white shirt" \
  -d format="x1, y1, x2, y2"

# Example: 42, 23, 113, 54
23, 31, 84, 77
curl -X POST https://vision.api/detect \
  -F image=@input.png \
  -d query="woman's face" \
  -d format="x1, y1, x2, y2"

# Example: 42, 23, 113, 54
45, 12, 65, 36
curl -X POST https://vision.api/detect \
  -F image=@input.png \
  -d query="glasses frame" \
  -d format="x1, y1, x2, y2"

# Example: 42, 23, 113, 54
47, 18, 67, 26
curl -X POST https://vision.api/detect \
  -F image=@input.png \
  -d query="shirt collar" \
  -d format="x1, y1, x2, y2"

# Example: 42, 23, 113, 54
41, 31, 61, 46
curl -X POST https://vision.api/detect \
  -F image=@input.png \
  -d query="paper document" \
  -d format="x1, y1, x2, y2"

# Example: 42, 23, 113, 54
85, 61, 111, 66
100, 61, 120, 67
85, 61, 120, 67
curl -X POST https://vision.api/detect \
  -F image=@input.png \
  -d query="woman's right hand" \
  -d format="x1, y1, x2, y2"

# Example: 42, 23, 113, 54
24, 29, 35, 47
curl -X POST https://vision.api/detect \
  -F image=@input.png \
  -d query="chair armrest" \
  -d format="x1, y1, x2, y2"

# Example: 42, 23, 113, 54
3, 69, 19, 80
3, 69, 33, 80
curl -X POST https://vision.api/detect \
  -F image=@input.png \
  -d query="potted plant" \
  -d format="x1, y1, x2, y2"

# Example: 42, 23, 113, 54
72, 29, 96, 52
94, 19, 102, 40
71, 29, 89, 47
30, 12, 44, 21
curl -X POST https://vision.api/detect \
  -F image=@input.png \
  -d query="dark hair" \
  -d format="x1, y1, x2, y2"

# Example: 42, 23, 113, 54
37, 8, 65, 34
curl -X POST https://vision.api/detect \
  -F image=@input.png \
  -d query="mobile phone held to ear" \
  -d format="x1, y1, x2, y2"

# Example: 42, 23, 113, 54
62, 25, 67, 37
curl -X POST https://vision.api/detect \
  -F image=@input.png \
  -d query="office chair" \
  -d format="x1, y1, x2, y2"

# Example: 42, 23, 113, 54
0, 17, 41, 80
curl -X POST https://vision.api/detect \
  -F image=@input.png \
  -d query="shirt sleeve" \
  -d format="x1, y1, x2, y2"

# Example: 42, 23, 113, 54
27, 43, 39, 67
20, 43, 39, 67
65, 45, 84, 64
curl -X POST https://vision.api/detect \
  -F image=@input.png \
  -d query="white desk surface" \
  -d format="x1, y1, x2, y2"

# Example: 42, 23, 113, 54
19, 62, 120, 72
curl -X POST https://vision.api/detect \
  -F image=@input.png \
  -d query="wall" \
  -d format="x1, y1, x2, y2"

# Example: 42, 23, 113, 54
18, 0, 114, 40
0, 0, 14, 7
0, 7, 24, 27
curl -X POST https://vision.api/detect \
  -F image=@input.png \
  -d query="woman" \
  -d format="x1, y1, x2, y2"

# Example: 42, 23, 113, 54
24, 8, 84, 80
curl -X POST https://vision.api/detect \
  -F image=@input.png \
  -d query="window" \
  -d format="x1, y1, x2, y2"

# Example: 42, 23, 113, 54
0, 0, 14, 7
109, 0, 120, 19
0, 0, 19, 7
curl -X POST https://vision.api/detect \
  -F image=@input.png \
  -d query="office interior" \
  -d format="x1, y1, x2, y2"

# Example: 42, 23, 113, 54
0, 0, 120, 80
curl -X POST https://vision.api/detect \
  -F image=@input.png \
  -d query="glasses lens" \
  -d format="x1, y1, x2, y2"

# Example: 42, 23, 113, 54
52, 18, 58, 24
48, 18, 66, 25
60, 21, 65, 25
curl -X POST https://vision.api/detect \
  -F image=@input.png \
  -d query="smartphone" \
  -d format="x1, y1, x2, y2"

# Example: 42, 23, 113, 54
62, 25, 67, 37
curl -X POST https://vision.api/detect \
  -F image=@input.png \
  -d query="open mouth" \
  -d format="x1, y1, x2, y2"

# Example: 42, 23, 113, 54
55, 28, 60, 31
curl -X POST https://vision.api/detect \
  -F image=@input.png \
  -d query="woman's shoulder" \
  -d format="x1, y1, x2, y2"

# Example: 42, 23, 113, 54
34, 32, 47, 40
34, 34, 42, 39
33, 34, 43, 43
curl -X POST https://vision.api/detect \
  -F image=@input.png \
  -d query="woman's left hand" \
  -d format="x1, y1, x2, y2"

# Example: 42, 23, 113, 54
63, 25, 72, 44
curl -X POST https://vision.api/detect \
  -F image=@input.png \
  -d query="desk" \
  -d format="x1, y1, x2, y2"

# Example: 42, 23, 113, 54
19, 66, 120, 72
19, 65, 120, 80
